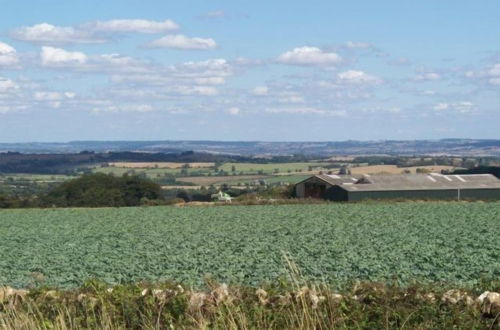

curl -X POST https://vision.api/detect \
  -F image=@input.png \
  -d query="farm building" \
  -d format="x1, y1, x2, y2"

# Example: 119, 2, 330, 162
295, 173, 500, 201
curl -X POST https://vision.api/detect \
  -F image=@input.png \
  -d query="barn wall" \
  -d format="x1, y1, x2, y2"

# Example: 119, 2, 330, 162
324, 186, 349, 201
460, 189, 500, 200
347, 189, 459, 201
295, 182, 306, 198
295, 177, 332, 198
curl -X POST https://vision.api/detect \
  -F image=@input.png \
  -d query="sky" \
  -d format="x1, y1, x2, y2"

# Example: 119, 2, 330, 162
0, 0, 499, 142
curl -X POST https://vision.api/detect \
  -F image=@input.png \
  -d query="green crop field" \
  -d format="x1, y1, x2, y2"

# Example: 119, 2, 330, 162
0, 203, 499, 289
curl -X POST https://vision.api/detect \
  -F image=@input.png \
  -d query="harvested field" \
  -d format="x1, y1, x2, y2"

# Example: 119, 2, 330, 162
108, 162, 214, 169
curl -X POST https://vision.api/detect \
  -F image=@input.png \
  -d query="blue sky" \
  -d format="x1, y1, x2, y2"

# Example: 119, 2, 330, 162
0, 0, 499, 142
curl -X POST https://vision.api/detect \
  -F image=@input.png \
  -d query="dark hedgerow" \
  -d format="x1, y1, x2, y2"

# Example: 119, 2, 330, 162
43, 173, 164, 207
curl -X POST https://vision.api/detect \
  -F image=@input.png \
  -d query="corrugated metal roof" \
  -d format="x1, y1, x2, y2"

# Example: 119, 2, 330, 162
314, 174, 357, 186
339, 173, 500, 192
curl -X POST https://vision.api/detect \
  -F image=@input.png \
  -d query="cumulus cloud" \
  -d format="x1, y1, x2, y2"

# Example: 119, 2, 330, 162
200, 10, 226, 19
489, 64, 500, 76
487, 64, 500, 85
489, 78, 500, 85
0, 42, 19, 67
168, 85, 219, 96
193, 77, 225, 85
277, 91, 304, 104
227, 107, 240, 115
345, 41, 372, 49
277, 46, 342, 66
0, 78, 19, 92
34, 91, 75, 101
338, 70, 382, 84
109, 58, 232, 88
33, 91, 76, 109
12, 19, 179, 45
40, 46, 87, 67
92, 103, 155, 113
147, 34, 216, 50
433, 103, 449, 111
415, 72, 441, 81
172, 59, 232, 78
433, 101, 474, 113
12, 23, 105, 44
86, 19, 179, 33
253, 86, 268, 95
266, 107, 346, 116
39, 47, 153, 73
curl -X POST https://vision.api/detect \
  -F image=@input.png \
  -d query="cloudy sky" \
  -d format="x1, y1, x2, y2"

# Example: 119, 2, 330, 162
0, 0, 499, 142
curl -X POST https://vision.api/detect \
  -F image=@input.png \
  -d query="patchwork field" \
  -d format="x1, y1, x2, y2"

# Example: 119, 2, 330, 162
0, 202, 499, 289
219, 162, 331, 174
108, 162, 215, 169
175, 175, 270, 185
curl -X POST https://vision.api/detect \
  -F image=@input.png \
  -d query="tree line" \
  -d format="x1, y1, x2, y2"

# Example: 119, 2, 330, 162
0, 173, 164, 208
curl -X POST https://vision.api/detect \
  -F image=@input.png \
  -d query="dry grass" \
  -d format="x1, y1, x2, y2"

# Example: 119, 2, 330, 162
108, 162, 215, 169
0, 276, 498, 330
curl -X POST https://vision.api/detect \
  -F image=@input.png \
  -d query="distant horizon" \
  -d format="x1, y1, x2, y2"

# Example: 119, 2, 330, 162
2, 137, 500, 145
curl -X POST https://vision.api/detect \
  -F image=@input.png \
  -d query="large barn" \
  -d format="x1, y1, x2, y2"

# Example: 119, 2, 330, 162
295, 173, 500, 201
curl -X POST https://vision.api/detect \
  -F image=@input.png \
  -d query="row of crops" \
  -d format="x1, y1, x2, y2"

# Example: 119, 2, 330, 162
0, 203, 499, 288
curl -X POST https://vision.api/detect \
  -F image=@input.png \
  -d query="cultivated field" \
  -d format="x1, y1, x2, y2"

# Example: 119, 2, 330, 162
219, 162, 331, 174
175, 175, 270, 185
1, 202, 498, 289
108, 162, 215, 169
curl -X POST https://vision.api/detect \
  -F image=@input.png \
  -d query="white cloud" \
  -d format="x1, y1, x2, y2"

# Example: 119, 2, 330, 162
12, 19, 179, 45
415, 72, 441, 81
433, 103, 449, 111
40, 46, 88, 67
169, 86, 219, 96
454, 101, 474, 113
489, 78, 500, 85
0, 78, 19, 92
338, 70, 382, 84
277, 46, 342, 66
433, 101, 474, 113
200, 10, 226, 19
34, 91, 75, 101
34, 91, 62, 101
87, 19, 179, 33
92, 103, 155, 113
422, 90, 437, 96
278, 91, 304, 104
109, 58, 232, 89
253, 86, 268, 95
0, 42, 19, 67
266, 107, 346, 116
489, 64, 500, 76
147, 34, 217, 50
227, 107, 240, 115
172, 59, 232, 79
193, 77, 225, 85
345, 41, 371, 49
12, 23, 105, 44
